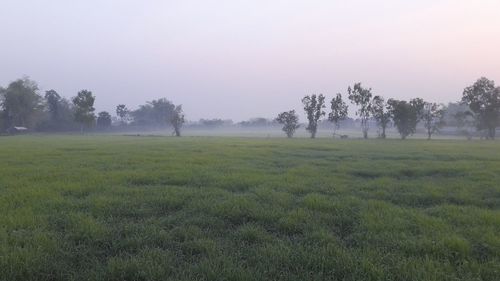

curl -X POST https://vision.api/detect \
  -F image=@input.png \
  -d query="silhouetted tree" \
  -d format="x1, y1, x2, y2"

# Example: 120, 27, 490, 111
328, 93, 348, 137
371, 96, 391, 138
461, 77, 500, 139
131, 98, 175, 126
116, 104, 129, 125
72, 90, 96, 133
0, 77, 42, 128
302, 94, 325, 138
97, 111, 112, 128
348, 83, 373, 139
276, 110, 300, 138
388, 98, 424, 139
454, 110, 475, 140
422, 102, 445, 140
170, 105, 184, 137
45, 90, 61, 122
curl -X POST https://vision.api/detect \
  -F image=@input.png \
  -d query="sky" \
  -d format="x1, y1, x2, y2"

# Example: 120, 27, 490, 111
1, 0, 499, 121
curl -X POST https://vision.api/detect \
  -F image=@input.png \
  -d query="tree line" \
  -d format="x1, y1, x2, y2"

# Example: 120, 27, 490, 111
0, 77, 185, 136
1, 76, 499, 139
276, 77, 500, 140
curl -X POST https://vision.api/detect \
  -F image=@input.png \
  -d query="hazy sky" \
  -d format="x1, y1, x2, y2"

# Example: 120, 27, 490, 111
1, 0, 499, 120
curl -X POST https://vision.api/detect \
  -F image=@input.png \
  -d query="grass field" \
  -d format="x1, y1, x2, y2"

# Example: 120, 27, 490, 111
1, 136, 500, 281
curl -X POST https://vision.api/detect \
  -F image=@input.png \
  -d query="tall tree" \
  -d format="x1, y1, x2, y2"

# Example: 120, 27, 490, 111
328, 93, 348, 137
388, 98, 424, 140
170, 105, 185, 137
276, 110, 300, 138
371, 96, 392, 139
72, 90, 96, 133
302, 94, 325, 138
461, 77, 500, 139
131, 98, 175, 126
116, 104, 129, 125
422, 102, 445, 140
0, 77, 42, 128
348, 83, 373, 139
45, 90, 61, 122
96, 111, 112, 128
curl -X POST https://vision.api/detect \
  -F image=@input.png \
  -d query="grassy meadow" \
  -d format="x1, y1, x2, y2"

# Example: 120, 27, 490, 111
1, 135, 500, 281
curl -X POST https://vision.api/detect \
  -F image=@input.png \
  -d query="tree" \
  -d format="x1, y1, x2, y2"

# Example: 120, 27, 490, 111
421, 102, 445, 140
371, 96, 392, 138
276, 110, 300, 138
131, 98, 175, 126
116, 104, 129, 125
348, 83, 373, 139
388, 98, 424, 139
170, 105, 185, 137
96, 111, 112, 128
454, 110, 475, 140
328, 93, 348, 137
0, 77, 42, 128
302, 94, 325, 138
72, 90, 96, 133
45, 90, 61, 122
461, 77, 500, 139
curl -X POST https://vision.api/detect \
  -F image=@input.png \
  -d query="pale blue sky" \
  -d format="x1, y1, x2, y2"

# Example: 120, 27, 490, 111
1, 0, 499, 120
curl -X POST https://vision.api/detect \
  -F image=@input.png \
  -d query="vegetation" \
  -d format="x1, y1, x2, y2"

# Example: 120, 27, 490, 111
348, 83, 373, 139
422, 102, 445, 140
72, 90, 96, 133
388, 98, 424, 139
170, 105, 185, 137
371, 96, 391, 139
0, 136, 499, 281
461, 77, 500, 140
302, 94, 326, 138
328, 93, 348, 137
276, 110, 300, 138
1, 76, 500, 140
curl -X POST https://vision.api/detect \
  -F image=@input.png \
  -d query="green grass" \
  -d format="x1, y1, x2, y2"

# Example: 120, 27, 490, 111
1, 135, 500, 281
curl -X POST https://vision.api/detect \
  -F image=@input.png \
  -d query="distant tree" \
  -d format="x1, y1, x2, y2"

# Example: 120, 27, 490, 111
421, 102, 445, 140
116, 104, 129, 125
371, 96, 392, 139
461, 77, 500, 139
328, 93, 348, 137
276, 110, 300, 138
348, 83, 373, 139
454, 110, 475, 140
200, 119, 225, 128
302, 94, 326, 138
170, 105, 185, 137
72, 90, 96, 133
45, 90, 61, 122
131, 98, 175, 126
96, 111, 112, 128
0, 77, 42, 128
388, 98, 424, 139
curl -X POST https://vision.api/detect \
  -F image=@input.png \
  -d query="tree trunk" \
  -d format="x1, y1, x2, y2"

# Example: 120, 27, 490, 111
311, 130, 316, 139
427, 129, 432, 140
381, 126, 386, 139
363, 130, 368, 139
489, 127, 496, 140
